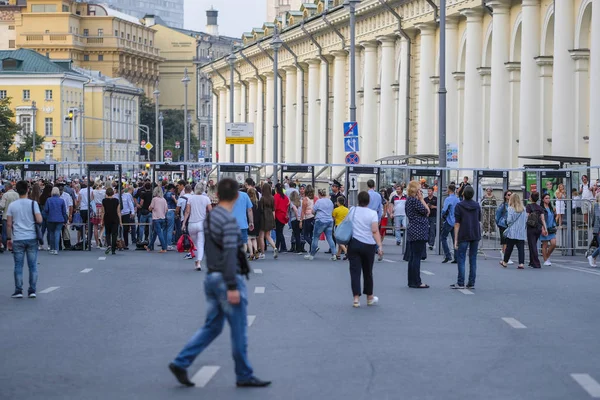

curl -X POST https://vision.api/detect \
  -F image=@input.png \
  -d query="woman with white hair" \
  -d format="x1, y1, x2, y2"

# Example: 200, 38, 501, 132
146, 186, 168, 253
43, 187, 68, 255
182, 182, 212, 270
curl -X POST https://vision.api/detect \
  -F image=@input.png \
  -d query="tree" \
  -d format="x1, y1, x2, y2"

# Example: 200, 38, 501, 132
139, 94, 156, 161
11, 130, 45, 161
0, 97, 22, 161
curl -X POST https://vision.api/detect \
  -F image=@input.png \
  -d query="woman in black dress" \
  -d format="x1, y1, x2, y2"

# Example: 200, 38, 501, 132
101, 187, 121, 255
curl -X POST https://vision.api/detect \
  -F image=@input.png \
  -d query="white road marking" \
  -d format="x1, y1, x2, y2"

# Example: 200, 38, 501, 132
191, 366, 220, 388
571, 374, 600, 398
254, 286, 265, 294
253, 269, 263, 274
80, 268, 93, 273
502, 317, 527, 329
40, 286, 60, 294
247, 315, 256, 327
553, 264, 600, 276
98, 257, 106, 261
458, 289, 474, 295
422, 270, 435, 276
382, 259, 396, 263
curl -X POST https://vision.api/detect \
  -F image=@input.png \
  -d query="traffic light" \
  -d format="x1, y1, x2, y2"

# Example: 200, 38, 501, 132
64, 110, 74, 121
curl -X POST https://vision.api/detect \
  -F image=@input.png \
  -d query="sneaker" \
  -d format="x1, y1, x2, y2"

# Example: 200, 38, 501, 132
304, 254, 314, 261
183, 253, 193, 260
353, 300, 360, 308
167, 246, 175, 251
466, 284, 475, 290
442, 258, 450, 264
449, 284, 465, 289
331, 254, 337, 261
451, 260, 458, 264
168, 363, 195, 387
273, 249, 278, 259
429, 246, 433, 251
588, 256, 597, 267
258, 253, 266, 260
543, 260, 552, 266
507, 260, 514, 265
28, 292, 36, 299
105, 248, 111, 255
315, 247, 320, 254
11, 291, 23, 299
325, 249, 332, 254
236, 376, 272, 387
396, 241, 401, 246
367, 296, 379, 306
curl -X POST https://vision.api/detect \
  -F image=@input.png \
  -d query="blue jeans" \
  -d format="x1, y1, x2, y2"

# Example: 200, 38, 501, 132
428, 216, 437, 247
1, 221, 7, 249
13, 239, 39, 294
394, 215, 406, 243
149, 219, 167, 251
592, 233, 600, 258
46, 222, 64, 252
310, 220, 336, 256
456, 240, 478, 286
302, 217, 315, 252
138, 212, 152, 242
173, 273, 253, 382
441, 222, 456, 260
166, 210, 176, 245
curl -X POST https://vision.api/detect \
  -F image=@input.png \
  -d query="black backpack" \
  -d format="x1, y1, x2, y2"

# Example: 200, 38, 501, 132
527, 211, 539, 228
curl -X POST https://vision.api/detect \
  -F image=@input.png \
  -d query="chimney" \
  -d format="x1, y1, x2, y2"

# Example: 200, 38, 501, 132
206, 7, 218, 36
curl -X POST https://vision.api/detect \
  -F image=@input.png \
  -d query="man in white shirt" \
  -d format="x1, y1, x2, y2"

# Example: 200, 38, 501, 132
58, 183, 74, 250
120, 186, 136, 249
1, 182, 19, 251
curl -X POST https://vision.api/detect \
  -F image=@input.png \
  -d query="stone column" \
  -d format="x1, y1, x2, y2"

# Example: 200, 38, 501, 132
283, 66, 297, 163
218, 86, 227, 163
234, 83, 243, 163
247, 78, 257, 163
461, 10, 483, 168
255, 77, 264, 163
488, 0, 511, 168
416, 23, 436, 155
551, 0, 575, 155
306, 59, 321, 164
377, 35, 396, 159
319, 59, 329, 164
361, 41, 379, 163
479, 67, 492, 164
536, 57, 553, 155
590, 4, 600, 167
506, 63, 521, 168
445, 17, 460, 146
295, 65, 306, 163
264, 73, 274, 167
453, 72, 465, 159
212, 92, 218, 163
571, 50, 590, 157
519, 0, 541, 162
396, 36, 410, 156
331, 50, 348, 166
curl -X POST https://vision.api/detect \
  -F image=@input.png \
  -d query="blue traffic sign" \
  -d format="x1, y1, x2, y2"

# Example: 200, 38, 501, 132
0, 165, 4, 171
344, 136, 360, 153
344, 121, 358, 137
345, 152, 360, 165
198, 149, 206, 158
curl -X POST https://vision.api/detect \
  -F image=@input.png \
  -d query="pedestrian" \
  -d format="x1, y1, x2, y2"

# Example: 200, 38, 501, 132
500, 193, 528, 269
555, 183, 566, 227
146, 186, 168, 253
183, 183, 212, 271
347, 191, 383, 307
451, 186, 481, 289
6, 180, 42, 299
165, 184, 178, 251
440, 183, 459, 264
300, 184, 315, 253
304, 188, 337, 261
232, 183, 255, 255
288, 190, 302, 254
332, 196, 349, 260
587, 197, 600, 267
389, 184, 407, 246
43, 187, 67, 255
1, 182, 20, 250
91, 182, 106, 248
120, 186, 136, 250
495, 190, 514, 264
481, 188, 497, 237
580, 175, 595, 225
178, 184, 193, 260
101, 187, 121, 255
457, 176, 471, 200
424, 187, 437, 250
168, 178, 271, 388
247, 188, 261, 260
57, 183, 74, 250
540, 193, 557, 266
274, 183, 290, 253
39, 183, 53, 249
405, 180, 430, 289
137, 182, 153, 243
526, 192, 547, 268
258, 183, 276, 259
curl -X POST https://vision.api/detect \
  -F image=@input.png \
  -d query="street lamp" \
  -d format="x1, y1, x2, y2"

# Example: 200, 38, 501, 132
344, 0, 360, 123
271, 30, 283, 186
187, 114, 192, 161
438, 0, 447, 168
158, 112, 164, 162
31, 100, 37, 162
227, 51, 236, 163
182, 68, 191, 162
153, 87, 160, 162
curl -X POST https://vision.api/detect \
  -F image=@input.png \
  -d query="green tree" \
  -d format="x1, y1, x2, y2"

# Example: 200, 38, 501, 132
11, 130, 45, 161
160, 109, 198, 162
139, 94, 157, 161
0, 97, 22, 161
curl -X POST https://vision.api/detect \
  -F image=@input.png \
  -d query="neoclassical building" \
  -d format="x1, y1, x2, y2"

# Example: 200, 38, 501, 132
202, 0, 599, 169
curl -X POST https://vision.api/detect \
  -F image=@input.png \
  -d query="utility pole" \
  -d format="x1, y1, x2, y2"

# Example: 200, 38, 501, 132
182, 68, 191, 163
228, 51, 236, 162
439, 0, 447, 168
271, 30, 283, 186
153, 86, 160, 162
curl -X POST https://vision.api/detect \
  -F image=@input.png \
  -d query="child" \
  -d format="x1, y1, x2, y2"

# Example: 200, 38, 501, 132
332, 196, 349, 260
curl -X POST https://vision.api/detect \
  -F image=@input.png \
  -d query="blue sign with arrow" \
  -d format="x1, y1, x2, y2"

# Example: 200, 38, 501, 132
344, 136, 359, 153
344, 121, 358, 137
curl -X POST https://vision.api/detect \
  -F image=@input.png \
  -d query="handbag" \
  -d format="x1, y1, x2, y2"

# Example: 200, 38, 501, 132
547, 227, 557, 235
116, 226, 125, 250
335, 207, 356, 245
31, 200, 43, 245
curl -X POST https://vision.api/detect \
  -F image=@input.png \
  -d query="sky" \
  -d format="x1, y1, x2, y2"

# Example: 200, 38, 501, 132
184, 0, 266, 38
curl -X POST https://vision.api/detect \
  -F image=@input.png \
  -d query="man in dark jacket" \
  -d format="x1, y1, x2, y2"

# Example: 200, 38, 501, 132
451, 186, 481, 289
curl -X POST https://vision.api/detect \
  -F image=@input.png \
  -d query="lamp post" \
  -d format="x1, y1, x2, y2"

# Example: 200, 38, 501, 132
271, 30, 283, 186
227, 51, 236, 163
439, 0, 447, 168
31, 100, 37, 162
158, 112, 164, 162
344, 0, 360, 123
182, 68, 191, 162
153, 87, 160, 162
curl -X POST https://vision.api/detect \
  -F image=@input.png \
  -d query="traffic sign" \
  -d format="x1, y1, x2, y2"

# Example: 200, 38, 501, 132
201, 140, 207, 148
226, 122, 255, 144
344, 136, 359, 153
144, 142, 153, 151
344, 121, 358, 137
175, 141, 180, 149
140, 140, 146, 148
51, 139, 57, 145
164, 150, 172, 158
0, 165, 4, 172
198, 149, 206, 158
345, 152, 360, 165
348, 174, 359, 191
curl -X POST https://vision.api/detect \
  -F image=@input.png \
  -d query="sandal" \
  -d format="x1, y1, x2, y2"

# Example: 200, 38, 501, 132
353, 300, 360, 308
499, 261, 507, 268
518, 265, 525, 269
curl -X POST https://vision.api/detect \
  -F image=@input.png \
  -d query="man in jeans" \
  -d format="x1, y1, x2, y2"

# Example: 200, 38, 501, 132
164, 184, 178, 250
424, 187, 438, 250
6, 180, 42, 299
169, 178, 270, 388
440, 184, 459, 264
137, 182, 153, 242
0, 182, 19, 250
451, 186, 481, 289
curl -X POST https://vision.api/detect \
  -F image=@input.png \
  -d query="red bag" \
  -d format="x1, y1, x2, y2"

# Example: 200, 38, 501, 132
177, 234, 194, 252
380, 217, 388, 237
320, 232, 325, 241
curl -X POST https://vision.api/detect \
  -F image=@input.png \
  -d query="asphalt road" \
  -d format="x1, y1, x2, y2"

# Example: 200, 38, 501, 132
1, 236, 599, 400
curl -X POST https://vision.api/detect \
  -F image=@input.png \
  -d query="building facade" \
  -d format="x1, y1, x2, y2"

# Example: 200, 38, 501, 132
266, 0, 303, 22
102, 0, 183, 29
203, 0, 599, 169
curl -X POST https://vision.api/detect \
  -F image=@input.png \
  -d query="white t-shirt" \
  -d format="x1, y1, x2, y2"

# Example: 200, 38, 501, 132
350, 206, 378, 245
177, 194, 190, 220
7, 198, 40, 241
188, 194, 211, 224
61, 192, 73, 209
390, 194, 407, 216
78, 189, 89, 211
581, 183, 594, 200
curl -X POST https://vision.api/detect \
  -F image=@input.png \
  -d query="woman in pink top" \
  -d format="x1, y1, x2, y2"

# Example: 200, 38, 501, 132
145, 186, 168, 253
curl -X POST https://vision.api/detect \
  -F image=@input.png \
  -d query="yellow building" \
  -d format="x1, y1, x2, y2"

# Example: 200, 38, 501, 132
10, 0, 162, 95
0, 48, 86, 162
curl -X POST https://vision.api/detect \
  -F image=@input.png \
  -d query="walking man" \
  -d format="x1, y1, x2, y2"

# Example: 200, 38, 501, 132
424, 188, 437, 250
7, 181, 42, 298
451, 186, 481, 289
441, 184, 459, 263
169, 178, 270, 388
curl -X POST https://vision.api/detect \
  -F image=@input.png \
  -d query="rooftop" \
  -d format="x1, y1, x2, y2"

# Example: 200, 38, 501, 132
0, 49, 82, 76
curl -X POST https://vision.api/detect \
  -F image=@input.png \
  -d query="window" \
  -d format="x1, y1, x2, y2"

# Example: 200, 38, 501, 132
62, 4, 69, 12
8, 40, 15, 49
83, 29, 89, 36
83, 54, 89, 61
44, 118, 53, 136
121, 31, 124, 38
98, 55, 103, 61
133, 36, 136, 42
31, 4, 57, 12
45, 90, 53, 100
200, 125, 206, 140
149, 40, 153, 46
20, 116, 31, 134
98, 29, 103, 36
138, 37, 142, 43
8, 25, 14, 30
0, 90, 6, 99
127, 33, 130, 40
144, 38, 147, 45
114, 30, 118, 36
23, 89, 30, 100
45, 149, 53, 160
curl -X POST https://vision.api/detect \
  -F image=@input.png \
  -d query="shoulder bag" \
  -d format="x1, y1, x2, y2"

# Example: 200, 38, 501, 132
31, 200, 44, 245
334, 207, 356, 246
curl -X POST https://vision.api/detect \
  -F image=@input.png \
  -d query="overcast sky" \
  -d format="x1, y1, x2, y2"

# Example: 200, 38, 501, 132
184, 0, 266, 38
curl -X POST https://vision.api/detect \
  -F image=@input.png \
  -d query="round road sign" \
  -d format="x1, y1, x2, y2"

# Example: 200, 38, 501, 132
164, 150, 172, 158
51, 139, 57, 145
345, 152, 360, 165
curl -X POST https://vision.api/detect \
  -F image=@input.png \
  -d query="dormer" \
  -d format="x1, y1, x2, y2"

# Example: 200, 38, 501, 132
1, 57, 23, 71
262, 22, 275, 36
300, 3, 318, 18
251, 28, 265, 41
286, 10, 304, 26
242, 32, 254, 45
